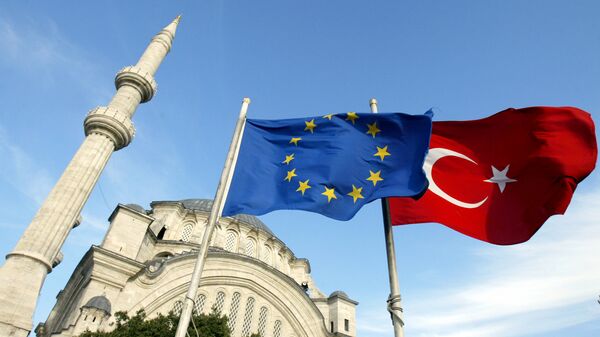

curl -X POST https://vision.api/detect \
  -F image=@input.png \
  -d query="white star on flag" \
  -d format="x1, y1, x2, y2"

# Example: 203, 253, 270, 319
484, 165, 517, 192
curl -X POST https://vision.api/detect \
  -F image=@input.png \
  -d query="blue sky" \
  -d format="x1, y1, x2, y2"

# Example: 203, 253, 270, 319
0, 1, 599, 336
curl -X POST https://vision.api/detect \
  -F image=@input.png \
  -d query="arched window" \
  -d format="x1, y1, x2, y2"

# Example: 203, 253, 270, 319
157, 226, 166, 240
224, 230, 238, 252
241, 297, 255, 336
194, 294, 206, 314
213, 291, 226, 314
227, 292, 241, 333
181, 223, 194, 242
154, 252, 173, 259
261, 246, 272, 264
273, 320, 282, 337
257, 306, 268, 336
173, 300, 183, 316
245, 238, 256, 257
278, 254, 285, 270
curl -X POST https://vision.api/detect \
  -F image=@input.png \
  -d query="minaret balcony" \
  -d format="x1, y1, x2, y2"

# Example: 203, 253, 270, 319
115, 65, 158, 103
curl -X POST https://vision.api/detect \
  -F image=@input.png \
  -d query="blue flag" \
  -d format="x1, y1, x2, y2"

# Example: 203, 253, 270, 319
222, 112, 432, 221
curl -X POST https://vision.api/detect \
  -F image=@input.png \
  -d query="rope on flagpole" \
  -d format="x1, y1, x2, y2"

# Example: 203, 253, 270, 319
387, 294, 404, 326
190, 311, 200, 337
181, 294, 200, 337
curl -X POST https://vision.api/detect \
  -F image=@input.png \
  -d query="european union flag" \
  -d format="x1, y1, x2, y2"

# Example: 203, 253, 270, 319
222, 112, 432, 221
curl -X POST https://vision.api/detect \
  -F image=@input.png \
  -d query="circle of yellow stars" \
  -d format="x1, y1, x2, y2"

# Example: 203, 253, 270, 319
281, 112, 392, 204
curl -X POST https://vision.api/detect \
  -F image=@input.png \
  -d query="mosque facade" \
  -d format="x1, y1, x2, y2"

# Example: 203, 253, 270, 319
36, 200, 357, 337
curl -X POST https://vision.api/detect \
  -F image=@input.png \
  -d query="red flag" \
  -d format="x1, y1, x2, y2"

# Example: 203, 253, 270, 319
388, 107, 597, 245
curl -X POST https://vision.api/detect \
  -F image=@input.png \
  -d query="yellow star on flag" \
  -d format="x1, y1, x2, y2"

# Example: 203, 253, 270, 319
346, 112, 359, 124
296, 179, 311, 195
284, 168, 297, 182
304, 119, 317, 133
374, 145, 391, 161
347, 185, 365, 203
366, 122, 381, 138
367, 170, 384, 186
282, 153, 295, 165
290, 137, 302, 146
323, 114, 333, 120
321, 186, 337, 203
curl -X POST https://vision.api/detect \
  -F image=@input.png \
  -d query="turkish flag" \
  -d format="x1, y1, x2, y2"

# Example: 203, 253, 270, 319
388, 107, 597, 245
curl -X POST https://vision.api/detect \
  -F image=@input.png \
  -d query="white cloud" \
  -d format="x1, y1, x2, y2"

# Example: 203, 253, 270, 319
0, 15, 111, 101
81, 211, 110, 231
356, 187, 600, 337
405, 189, 600, 337
102, 151, 181, 205
100, 124, 200, 205
357, 304, 396, 334
0, 125, 54, 204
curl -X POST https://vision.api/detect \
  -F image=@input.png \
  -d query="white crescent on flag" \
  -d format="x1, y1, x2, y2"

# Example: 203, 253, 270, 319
424, 148, 488, 209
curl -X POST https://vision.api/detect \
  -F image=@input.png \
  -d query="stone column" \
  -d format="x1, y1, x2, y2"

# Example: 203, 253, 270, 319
0, 16, 180, 337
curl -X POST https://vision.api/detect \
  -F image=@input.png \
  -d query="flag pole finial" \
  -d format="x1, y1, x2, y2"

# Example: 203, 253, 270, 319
370, 98, 379, 114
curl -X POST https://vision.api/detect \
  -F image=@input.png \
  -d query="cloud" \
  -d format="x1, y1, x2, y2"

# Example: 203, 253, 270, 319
81, 211, 110, 231
405, 189, 600, 337
0, 18, 64, 65
0, 15, 111, 101
356, 186, 600, 337
357, 304, 396, 334
100, 121, 205, 206
0, 125, 54, 204
102, 148, 183, 206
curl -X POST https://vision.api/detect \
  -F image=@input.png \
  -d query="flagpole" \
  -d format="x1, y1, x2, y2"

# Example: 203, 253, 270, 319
174, 97, 250, 337
370, 98, 405, 337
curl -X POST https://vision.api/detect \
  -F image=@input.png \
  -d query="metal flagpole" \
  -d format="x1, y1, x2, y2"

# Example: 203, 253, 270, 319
369, 98, 405, 337
174, 97, 250, 337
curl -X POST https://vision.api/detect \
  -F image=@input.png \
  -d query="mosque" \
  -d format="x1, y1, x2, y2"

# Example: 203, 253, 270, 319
36, 200, 357, 337
0, 16, 358, 337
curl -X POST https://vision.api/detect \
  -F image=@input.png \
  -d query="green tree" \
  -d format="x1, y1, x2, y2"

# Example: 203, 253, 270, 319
77, 308, 231, 337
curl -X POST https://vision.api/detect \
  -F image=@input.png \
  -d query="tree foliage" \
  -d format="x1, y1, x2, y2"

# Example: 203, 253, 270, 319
77, 309, 231, 337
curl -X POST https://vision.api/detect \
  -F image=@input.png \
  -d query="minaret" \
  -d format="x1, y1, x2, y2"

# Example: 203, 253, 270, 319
0, 16, 181, 337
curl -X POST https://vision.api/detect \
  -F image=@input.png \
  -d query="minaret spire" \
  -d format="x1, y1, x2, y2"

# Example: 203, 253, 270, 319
136, 15, 181, 77
0, 17, 180, 337
108, 14, 181, 119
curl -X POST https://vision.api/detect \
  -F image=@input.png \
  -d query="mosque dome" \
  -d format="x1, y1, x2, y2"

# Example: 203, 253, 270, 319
330, 290, 350, 299
82, 296, 111, 315
41, 197, 358, 337
166, 199, 274, 236
123, 203, 146, 214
